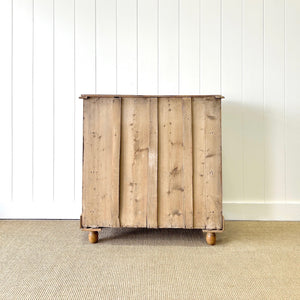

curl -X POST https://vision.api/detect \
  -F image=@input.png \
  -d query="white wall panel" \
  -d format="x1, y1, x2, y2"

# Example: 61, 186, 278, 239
54, 0, 75, 205
200, 0, 221, 94
117, 0, 137, 94
0, 0, 12, 208
159, 0, 179, 94
264, 0, 285, 203
286, 0, 300, 202
1, 0, 300, 220
242, 0, 264, 203
12, 0, 33, 202
33, 0, 53, 203
96, 0, 117, 94
75, 0, 95, 204
221, 0, 243, 203
179, 0, 199, 94
138, 0, 158, 94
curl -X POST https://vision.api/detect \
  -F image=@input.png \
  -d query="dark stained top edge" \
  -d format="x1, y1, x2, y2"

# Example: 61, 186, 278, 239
79, 94, 224, 100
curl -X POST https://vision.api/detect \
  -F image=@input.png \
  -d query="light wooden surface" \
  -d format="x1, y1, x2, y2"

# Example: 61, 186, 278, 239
120, 97, 158, 227
80, 94, 224, 99
82, 98, 121, 228
158, 97, 193, 228
82, 95, 223, 231
192, 97, 208, 228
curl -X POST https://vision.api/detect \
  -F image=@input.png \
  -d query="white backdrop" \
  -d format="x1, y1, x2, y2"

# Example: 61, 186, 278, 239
0, 0, 299, 220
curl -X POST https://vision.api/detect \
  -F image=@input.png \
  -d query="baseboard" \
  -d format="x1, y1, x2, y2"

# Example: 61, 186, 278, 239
223, 203, 300, 221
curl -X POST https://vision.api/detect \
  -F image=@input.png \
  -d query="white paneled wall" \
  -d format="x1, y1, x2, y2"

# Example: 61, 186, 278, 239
0, 0, 299, 220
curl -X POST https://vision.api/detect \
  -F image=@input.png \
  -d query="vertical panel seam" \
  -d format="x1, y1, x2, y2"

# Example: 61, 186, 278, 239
116, 97, 123, 227
11, 0, 14, 202
157, 0, 159, 94
136, 0, 138, 95
178, 0, 180, 95
283, 0, 286, 202
181, 100, 185, 227
116, 0, 118, 94
95, 0, 97, 93
32, 0, 35, 202
199, 0, 201, 94
203, 100, 207, 229
73, 0, 76, 202
220, 0, 222, 95
263, 0, 266, 203
118, 97, 122, 226
156, 97, 158, 227
53, 0, 56, 202
241, 0, 244, 203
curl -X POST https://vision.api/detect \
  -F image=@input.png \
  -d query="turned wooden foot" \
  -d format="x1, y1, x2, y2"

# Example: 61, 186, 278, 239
206, 232, 216, 245
88, 231, 98, 243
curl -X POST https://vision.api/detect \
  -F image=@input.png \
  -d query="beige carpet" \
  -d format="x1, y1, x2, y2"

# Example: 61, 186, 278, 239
0, 221, 299, 300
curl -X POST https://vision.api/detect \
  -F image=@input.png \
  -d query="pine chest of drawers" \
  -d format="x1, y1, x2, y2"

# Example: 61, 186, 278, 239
80, 95, 224, 245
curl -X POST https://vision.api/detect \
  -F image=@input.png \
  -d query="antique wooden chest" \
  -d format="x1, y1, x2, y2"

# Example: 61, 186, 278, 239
80, 95, 224, 245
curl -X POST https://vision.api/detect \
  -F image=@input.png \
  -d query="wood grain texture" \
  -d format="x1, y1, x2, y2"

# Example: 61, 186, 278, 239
82, 95, 223, 230
182, 97, 193, 228
80, 94, 223, 99
193, 98, 207, 228
146, 98, 158, 228
193, 97, 222, 230
120, 97, 158, 227
82, 98, 121, 228
158, 97, 193, 228
204, 98, 222, 229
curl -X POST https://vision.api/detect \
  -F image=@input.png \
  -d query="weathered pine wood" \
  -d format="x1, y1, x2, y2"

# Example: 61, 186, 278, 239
158, 97, 193, 228
182, 97, 193, 228
81, 95, 224, 235
146, 98, 158, 228
80, 94, 224, 99
193, 97, 208, 228
193, 97, 222, 230
82, 97, 121, 228
120, 97, 158, 227
204, 98, 223, 229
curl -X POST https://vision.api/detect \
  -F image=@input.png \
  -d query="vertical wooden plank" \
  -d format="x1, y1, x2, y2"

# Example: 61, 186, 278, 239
33, 0, 53, 203
117, 0, 137, 94
243, 0, 264, 203
182, 97, 193, 228
12, 0, 33, 202
286, 0, 300, 202
193, 97, 222, 229
158, 0, 179, 94
192, 98, 206, 228
221, 0, 243, 203
179, 0, 200, 94
54, 0, 75, 204
120, 97, 158, 227
0, 0, 12, 208
75, 0, 95, 205
138, 0, 158, 94
158, 97, 192, 228
200, 0, 221, 94
96, 0, 117, 94
147, 98, 158, 228
264, 0, 285, 202
82, 98, 121, 227
204, 99, 222, 229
